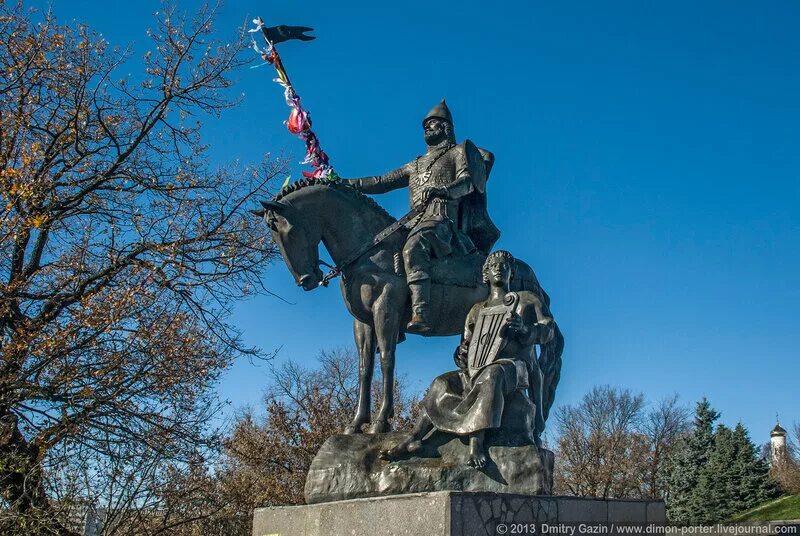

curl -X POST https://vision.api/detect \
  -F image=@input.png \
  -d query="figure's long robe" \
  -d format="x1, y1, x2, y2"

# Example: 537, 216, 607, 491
424, 360, 527, 435
420, 292, 554, 436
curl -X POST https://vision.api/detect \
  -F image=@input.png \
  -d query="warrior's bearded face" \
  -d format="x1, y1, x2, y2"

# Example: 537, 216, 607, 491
423, 118, 451, 146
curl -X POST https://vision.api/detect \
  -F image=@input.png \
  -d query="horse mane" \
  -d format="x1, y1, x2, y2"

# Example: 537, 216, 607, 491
274, 177, 395, 224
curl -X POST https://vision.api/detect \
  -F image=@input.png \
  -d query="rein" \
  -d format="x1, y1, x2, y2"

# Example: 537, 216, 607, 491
318, 208, 422, 287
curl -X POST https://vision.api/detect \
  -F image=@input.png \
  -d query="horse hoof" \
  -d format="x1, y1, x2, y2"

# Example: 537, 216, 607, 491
343, 423, 363, 435
368, 421, 391, 434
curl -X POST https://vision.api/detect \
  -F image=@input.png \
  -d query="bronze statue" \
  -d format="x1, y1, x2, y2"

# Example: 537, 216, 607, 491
381, 251, 555, 467
348, 100, 499, 331
254, 102, 563, 437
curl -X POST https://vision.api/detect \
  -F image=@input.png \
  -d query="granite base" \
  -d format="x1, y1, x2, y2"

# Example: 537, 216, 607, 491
252, 491, 667, 536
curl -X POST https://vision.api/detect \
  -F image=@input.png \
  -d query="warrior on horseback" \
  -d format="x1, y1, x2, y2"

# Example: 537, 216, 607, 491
254, 101, 563, 436
348, 100, 499, 332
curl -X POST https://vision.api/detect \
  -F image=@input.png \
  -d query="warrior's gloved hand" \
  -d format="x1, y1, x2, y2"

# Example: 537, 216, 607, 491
421, 187, 448, 204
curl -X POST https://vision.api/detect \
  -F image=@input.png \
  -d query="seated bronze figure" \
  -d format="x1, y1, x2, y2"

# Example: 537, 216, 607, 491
381, 250, 555, 467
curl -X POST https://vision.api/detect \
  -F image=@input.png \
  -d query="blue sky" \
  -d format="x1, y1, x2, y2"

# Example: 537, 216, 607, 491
43, 0, 799, 442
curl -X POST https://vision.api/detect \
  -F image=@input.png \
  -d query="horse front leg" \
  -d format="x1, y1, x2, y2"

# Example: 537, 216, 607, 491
344, 318, 376, 435
369, 291, 403, 434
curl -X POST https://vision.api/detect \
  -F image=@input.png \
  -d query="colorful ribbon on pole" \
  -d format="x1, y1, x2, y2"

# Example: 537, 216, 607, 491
249, 18, 336, 180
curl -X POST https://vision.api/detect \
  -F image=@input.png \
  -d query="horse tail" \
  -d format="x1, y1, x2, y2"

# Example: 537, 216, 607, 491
538, 321, 564, 427
511, 259, 565, 436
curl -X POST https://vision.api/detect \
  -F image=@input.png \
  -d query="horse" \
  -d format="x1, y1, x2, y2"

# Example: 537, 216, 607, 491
253, 178, 564, 436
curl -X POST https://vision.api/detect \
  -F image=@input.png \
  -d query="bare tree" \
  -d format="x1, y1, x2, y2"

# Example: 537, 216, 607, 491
554, 386, 646, 498
640, 395, 690, 499
213, 349, 419, 531
0, 3, 284, 534
793, 423, 800, 458
222, 349, 362, 508
553, 386, 689, 500
770, 423, 800, 494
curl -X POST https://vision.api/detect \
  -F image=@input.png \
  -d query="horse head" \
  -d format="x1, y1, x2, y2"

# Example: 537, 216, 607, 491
254, 199, 323, 291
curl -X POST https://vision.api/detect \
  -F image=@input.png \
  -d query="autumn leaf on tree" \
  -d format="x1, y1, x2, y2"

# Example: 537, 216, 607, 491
0, 3, 285, 534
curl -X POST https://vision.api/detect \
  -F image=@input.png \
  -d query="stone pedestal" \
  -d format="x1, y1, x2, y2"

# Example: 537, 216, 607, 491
253, 492, 667, 536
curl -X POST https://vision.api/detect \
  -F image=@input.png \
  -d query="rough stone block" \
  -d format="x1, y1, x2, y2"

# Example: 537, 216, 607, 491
305, 432, 554, 504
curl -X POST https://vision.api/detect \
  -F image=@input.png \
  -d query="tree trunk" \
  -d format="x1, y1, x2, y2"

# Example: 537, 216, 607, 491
0, 411, 79, 536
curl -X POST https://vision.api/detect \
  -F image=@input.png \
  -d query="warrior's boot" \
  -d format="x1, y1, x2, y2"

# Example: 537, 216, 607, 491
407, 279, 431, 331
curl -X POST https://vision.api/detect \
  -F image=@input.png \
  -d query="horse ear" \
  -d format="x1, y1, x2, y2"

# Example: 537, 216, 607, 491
260, 200, 287, 213
250, 209, 266, 217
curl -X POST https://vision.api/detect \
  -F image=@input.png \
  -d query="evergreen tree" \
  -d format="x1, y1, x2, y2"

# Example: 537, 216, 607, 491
665, 398, 720, 524
731, 423, 777, 511
665, 402, 777, 525
694, 425, 738, 522
692, 399, 721, 465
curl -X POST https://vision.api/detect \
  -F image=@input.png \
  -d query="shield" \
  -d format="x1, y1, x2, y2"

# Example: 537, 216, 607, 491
467, 292, 521, 375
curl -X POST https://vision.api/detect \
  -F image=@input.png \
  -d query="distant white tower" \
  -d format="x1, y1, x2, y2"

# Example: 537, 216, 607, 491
771, 420, 788, 465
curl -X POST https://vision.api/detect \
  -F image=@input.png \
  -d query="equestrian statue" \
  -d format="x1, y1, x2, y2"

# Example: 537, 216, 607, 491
253, 100, 564, 443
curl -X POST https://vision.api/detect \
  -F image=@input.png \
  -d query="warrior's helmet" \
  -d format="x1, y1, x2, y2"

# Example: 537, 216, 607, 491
423, 99, 453, 126
423, 99, 455, 141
